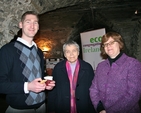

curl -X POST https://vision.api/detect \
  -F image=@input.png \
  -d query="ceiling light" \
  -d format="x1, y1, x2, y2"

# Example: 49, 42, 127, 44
135, 10, 138, 15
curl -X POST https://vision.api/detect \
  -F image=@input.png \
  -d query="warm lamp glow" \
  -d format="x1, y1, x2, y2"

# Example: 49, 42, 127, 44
34, 37, 52, 55
42, 46, 50, 52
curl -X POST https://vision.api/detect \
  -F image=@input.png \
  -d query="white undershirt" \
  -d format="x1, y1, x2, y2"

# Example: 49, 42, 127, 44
69, 62, 77, 78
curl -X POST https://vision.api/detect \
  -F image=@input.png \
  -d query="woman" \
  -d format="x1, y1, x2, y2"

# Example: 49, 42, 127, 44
90, 32, 141, 113
47, 40, 96, 113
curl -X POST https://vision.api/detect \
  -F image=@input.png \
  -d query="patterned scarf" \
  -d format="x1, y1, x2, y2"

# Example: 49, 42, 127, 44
66, 60, 80, 113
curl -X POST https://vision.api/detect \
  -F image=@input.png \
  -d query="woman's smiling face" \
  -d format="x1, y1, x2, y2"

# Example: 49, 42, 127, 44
103, 37, 120, 58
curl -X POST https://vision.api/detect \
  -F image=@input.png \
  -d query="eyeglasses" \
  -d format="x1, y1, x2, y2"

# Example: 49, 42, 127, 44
102, 41, 117, 48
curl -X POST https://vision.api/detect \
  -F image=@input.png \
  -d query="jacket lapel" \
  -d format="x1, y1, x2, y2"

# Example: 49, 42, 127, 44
76, 59, 85, 84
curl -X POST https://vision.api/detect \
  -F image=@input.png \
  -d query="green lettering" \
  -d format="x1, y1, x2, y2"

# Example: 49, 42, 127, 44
83, 47, 100, 53
90, 36, 102, 43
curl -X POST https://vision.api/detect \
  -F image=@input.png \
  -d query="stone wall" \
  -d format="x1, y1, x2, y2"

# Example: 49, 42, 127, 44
0, 0, 87, 47
0, 0, 33, 46
0, 0, 141, 61
94, 11, 141, 61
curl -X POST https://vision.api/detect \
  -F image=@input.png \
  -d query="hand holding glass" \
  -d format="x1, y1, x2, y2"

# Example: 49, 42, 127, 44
44, 76, 53, 86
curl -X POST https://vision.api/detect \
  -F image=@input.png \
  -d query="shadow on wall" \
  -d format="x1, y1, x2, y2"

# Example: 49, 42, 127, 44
10, 29, 22, 43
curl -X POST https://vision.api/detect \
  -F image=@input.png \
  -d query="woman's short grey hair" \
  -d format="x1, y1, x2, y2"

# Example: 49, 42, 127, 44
63, 40, 80, 53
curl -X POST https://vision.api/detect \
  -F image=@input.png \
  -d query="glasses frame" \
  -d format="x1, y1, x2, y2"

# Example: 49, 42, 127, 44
102, 41, 117, 48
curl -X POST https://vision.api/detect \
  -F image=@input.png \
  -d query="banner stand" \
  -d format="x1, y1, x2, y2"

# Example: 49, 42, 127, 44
80, 28, 106, 71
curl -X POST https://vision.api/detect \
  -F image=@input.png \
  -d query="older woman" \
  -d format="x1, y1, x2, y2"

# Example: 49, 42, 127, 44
90, 32, 141, 113
47, 40, 96, 113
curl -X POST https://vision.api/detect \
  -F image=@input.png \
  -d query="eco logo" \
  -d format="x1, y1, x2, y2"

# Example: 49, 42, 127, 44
82, 36, 102, 53
90, 36, 102, 43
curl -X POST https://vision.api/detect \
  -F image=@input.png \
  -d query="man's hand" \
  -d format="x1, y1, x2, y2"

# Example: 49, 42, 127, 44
28, 78, 46, 93
46, 80, 55, 90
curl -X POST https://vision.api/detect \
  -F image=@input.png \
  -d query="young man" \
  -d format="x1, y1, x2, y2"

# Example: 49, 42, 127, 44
0, 11, 55, 113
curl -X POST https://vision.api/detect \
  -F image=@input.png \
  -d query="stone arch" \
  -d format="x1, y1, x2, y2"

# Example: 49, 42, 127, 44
132, 20, 141, 61
0, 0, 87, 47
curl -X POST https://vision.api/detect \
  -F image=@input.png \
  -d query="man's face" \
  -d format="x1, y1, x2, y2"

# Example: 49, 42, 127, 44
19, 14, 39, 39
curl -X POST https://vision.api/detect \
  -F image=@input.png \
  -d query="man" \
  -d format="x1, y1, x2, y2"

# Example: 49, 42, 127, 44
0, 11, 55, 113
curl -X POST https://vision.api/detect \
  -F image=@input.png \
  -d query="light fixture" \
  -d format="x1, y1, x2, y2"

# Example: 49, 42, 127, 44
135, 10, 138, 15
42, 46, 50, 52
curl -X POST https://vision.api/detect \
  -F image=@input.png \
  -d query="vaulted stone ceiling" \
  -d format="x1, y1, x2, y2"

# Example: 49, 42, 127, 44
34, 0, 141, 59
0, 0, 141, 60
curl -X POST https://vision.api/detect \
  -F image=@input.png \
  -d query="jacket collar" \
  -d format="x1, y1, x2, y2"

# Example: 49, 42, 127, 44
106, 53, 128, 66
